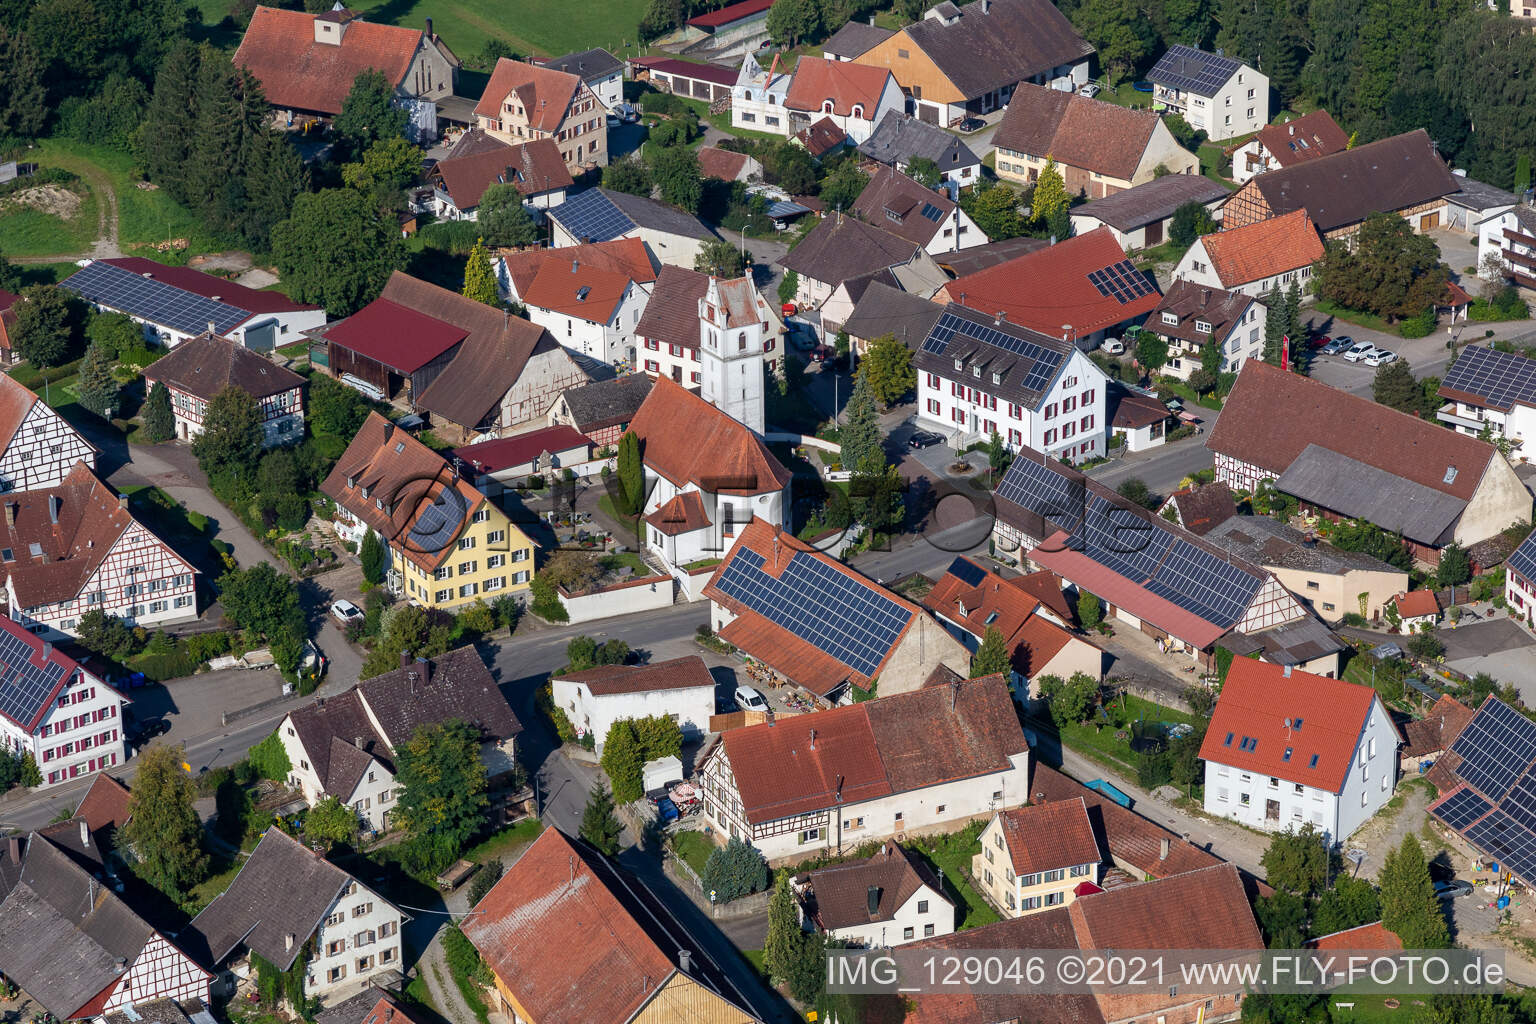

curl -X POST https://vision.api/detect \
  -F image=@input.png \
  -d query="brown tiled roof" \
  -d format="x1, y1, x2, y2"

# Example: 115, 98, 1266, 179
555, 655, 714, 696
853, 166, 958, 248
235, 6, 429, 116
143, 331, 305, 401
922, 557, 1093, 676
316, 989, 434, 1024
432, 137, 572, 210
998, 798, 1100, 875
1166, 481, 1237, 536
1008, 569, 1075, 625
1254, 110, 1349, 170
799, 843, 947, 930
0, 374, 41, 454
1149, 279, 1256, 348
936, 236, 1050, 277
1392, 589, 1440, 618
1248, 129, 1458, 233
522, 259, 636, 324
356, 645, 521, 744
474, 58, 583, 133
993, 84, 1162, 181
1200, 209, 1323, 287
785, 57, 892, 116
894, 0, 1093, 100
796, 117, 848, 158
1403, 695, 1474, 758
1068, 862, 1262, 950
1207, 360, 1496, 504
1306, 921, 1403, 950
73, 774, 132, 833
627, 375, 791, 494
634, 265, 710, 351
287, 689, 389, 794
644, 491, 711, 536
778, 214, 919, 287
500, 238, 658, 298
1108, 385, 1170, 430
696, 146, 750, 181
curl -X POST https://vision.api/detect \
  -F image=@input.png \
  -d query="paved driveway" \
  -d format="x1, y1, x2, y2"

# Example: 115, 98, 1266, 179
1438, 618, 1536, 701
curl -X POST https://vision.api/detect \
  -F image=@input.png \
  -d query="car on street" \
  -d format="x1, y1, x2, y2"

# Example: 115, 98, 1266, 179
810, 344, 835, 363
1363, 349, 1397, 366
781, 302, 798, 317
1309, 334, 1331, 349
1435, 879, 1474, 900
1343, 341, 1377, 362
129, 717, 171, 746
957, 117, 985, 133
1100, 337, 1125, 355
330, 599, 364, 626
908, 430, 945, 450
734, 684, 769, 712
1320, 337, 1352, 355
1080, 82, 1101, 98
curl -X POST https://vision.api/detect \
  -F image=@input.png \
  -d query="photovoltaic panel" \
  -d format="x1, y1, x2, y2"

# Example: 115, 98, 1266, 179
1509, 533, 1536, 588
552, 189, 634, 243
919, 203, 944, 223
0, 629, 67, 730
1148, 45, 1241, 97
1432, 787, 1493, 832
1085, 260, 1157, 306
713, 549, 912, 678
1466, 808, 1536, 884
921, 310, 1066, 398
1441, 345, 1536, 413
61, 260, 250, 337
406, 485, 469, 555
947, 556, 987, 587
1501, 771, 1536, 835
994, 455, 1087, 536
1448, 698, 1536, 803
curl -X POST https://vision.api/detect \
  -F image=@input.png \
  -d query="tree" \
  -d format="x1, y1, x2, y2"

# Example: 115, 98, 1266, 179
0, 26, 46, 139
652, 146, 703, 212
1372, 359, 1422, 414
193, 387, 264, 478
1038, 671, 1100, 726
333, 68, 408, 156
970, 625, 1012, 678
272, 188, 406, 316
602, 159, 653, 196
763, 873, 800, 980
633, 714, 682, 760
87, 312, 142, 359
342, 135, 421, 213
0, 252, 19, 295
1117, 477, 1158, 509
986, 429, 1013, 481
360, 604, 455, 677
1437, 541, 1472, 589
1261, 287, 1286, 365
248, 731, 292, 782
700, 836, 768, 901
218, 562, 304, 653
468, 857, 504, 905
1260, 823, 1330, 897
1312, 874, 1382, 937
478, 184, 542, 247
1136, 331, 1168, 373
765, 143, 816, 195
77, 610, 136, 660
303, 796, 360, 850
1316, 213, 1449, 321
1255, 889, 1310, 949
850, 452, 905, 532
906, 156, 942, 188
462, 241, 501, 306
839, 368, 883, 471
1188, 366, 1218, 395
580, 781, 623, 855
962, 181, 1024, 240
695, 239, 749, 278
600, 720, 646, 802
1031, 158, 1071, 229
1169, 201, 1217, 246
766, 0, 819, 46
859, 334, 916, 407
11, 285, 84, 368
121, 745, 208, 900
359, 529, 386, 586
394, 720, 489, 874
1073, 0, 1156, 83
1077, 589, 1102, 629
1379, 835, 1450, 949
820, 162, 870, 213
1283, 280, 1305, 354
616, 430, 645, 515
76, 342, 118, 417
778, 269, 799, 307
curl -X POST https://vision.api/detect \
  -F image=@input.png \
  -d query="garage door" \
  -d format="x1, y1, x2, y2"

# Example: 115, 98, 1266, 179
919, 103, 939, 124
1421, 211, 1440, 230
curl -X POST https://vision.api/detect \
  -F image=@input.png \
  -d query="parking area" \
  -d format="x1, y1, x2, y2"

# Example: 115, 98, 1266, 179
1437, 617, 1536, 702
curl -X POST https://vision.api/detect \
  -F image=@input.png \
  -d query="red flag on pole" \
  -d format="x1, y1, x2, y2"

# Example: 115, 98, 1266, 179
1281, 334, 1289, 371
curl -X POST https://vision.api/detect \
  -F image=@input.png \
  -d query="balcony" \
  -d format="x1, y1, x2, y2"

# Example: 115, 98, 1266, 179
1437, 402, 1487, 431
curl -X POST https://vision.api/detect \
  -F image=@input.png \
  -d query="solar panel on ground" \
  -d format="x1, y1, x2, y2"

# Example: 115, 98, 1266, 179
1467, 808, 1536, 884
0, 630, 66, 729
1449, 698, 1536, 803
61, 261, 249, 337
1442, 346, 1536, 413
553, 189, 634, 242
1433, 787, 1494, 832
713, 549, 911, 677
948, 556, 987, 587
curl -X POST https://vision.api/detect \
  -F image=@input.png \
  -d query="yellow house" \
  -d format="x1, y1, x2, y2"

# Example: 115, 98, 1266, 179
973, 799, 1102, 917
322, 412, 535, 610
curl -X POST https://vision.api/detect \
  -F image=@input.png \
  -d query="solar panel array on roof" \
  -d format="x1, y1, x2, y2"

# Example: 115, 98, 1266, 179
712, 548, 911, 677
1086, 260, 1157, 306
994, 454, 1088, 535
922, 310, 1065, 396
1442, 345, 1536, 413
947, 556, 987, 587
0, 629, 67, 730
1433, 787, 1493, 832
405, 486, 469, 556
1509, 533, 1536, 587
1466, 808, 1536, 884
1449, 698, 1536, 803
1148, 45, 1242, 97
919, 203, 945, 223
63, 260, 250, 337
553, 189, 634, 243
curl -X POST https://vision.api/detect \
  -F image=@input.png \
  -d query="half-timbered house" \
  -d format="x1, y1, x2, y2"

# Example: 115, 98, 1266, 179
0, 373, 97, 493
0, 614, 126, 786
143, 332, 306, 448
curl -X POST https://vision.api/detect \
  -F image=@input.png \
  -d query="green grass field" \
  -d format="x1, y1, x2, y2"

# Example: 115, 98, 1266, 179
1055, 694, 1197, 775
671, 829, 716, 878
328, 0, 650, 61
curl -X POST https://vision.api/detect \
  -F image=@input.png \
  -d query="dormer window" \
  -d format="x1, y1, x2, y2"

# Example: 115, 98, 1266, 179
1195, 320, 1212, 334
991, 371, 1002, 384
822, 100, 835, 114
346, 475, 356, 489
1161, 311, 1178, 326
954, 358, 964, 371
971, 365, 981, 378
360, 485, 370, 499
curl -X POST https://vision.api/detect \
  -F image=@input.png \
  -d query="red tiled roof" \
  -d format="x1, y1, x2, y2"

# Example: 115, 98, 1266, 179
474, 58, 583, 133
500, 238, 658, 299
1393, 589, 1440, 618
687, 0, 772, 28
1068, 862, 1263, 951
796, 116, 848, 157
431, 137, 572, 211
234, 6, 427, 117
1306, 921, 1403, 951
322, 298, 467, 372
785, 57, 892, 118
998, 798, 1100, 875
923, 557, 1093, 676
993, 83, 1162, 181
73, 774, 132, 832
451, 425, 591, 474
628, 56, 739, 87
100, 257, 317, 314
1199, 658, 1380, 792
938, 228, 1160, 336
696, 146, 750, 181
1255, 110, 1349, 169
521, 258, 636, 323
0, 374, 42, 454
644, 491, 711, 536
1200, 209, 1324, 288
627, 375, 791, 495
1008, 570, 1075, 625
554, 655, 714, 696
1402, 695, 1474, 758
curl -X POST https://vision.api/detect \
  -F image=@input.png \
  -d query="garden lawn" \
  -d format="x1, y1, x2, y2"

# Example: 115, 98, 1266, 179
1311, 298, 1406, 337
0, 198, 98, 257
1053, 694, 1197, 776
463, 816, 544, 864
671, 829, 715, 878
597, 493, 643, 546
341, 0, 649, 60
908, 823, 1000, 930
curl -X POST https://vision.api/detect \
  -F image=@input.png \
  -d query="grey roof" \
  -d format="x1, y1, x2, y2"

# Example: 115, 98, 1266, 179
541, 48, 624, 84
778, 214, 920, 287
936, 236, 1050, 277
1228, 614, 1345, 666
189, 828, 360, 970
1275, 443, 1468, 546
1447, 175, 1518, 213
822, 19, 895, 59
105, 998, 196, 1024
858, 111, 981, 174
357, 646, 521, 747
559, 372, 654, 431
551, 187, 716, 243
288, 689, 388, 796
1204, 514, 1403, 576
899, 0, 1094, 100
912, 302, 1075, 411
1147, 45, 1242, 97
798, 844, 948, 930
1071, 174, 1229, 232
841, 280, 945, 346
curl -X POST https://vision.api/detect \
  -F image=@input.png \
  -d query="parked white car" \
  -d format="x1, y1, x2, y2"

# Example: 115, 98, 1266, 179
330, 599, 364, 626
1343, 342, 1378, 363
734, 685, 769, 712
1363, 349, 1397, 366
1100, 337, 1125, 355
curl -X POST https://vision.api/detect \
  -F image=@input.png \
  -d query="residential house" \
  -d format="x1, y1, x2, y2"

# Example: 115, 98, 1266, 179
0, 832, 211, 1020
818, 260, 950, 339
993, 447, 1320, 669
61, 257, 325, 350
546, 373, 653, 447
0, 614, 125, 786
0, 373, 97, 492
922, 556, 1102, 696
1201, 658, 1400, 840
973, 799, 1101, 917
189, 828, 406, 1004
934, 236, 1050, 277
731, 52, 792, 135
1106, 382, 1171, 453
794, 117, 849, 159
783, 57, 903, 144
314, 988, 433, 1024
992, 84, 1199, 197
1231, 109, 1349, 184
777, 213, 946, 313
517, 247, 653, 366
550, 655, 715, 751
936, 228, 1163, 350
500, 237, 658, 305
473, 57, 607, 170
1172, 208, 1324, 296
276, 646, 522, 830
1478, 205, 1536, 292
852, 165, 986, 254
1391, 589, 1440, 631
1445, 173, 1517, 234
1157, 481, 1237, 536
704, 519, 968, 699
628, 377, 791, 587
794, 843, 954, 946
452, 426, 593, 488
823, 18, 895, 60
1508, 529, 1536, 625
629, 56, 738, 103
697, 673, 1028, 860
840, 280, 945, 358
235, 6, 458, 141
143, 332, 306, 448
913, 300, 1112, 461
548, 187, 717, 268
539, 48, 624, 109
1221, 129, 1459, 238
1203, 514, 1409, 623
321, 413, 537, 607
462, 827, 761, 1024
428, 136, 572, 222
1400, 695, 1473, 773
323, 272, 588, 441
857, 110, 982, 188
1068, 174, 1228, 251
697, 146, 763, 182
681, 0, 775, 55
0, 463, 198, 638
1146, 279, 1266, 380
1208, 360, 1533, 561
854, 0, 1093, 125
634, 267, 782, 431
1147, 45, 1268, 141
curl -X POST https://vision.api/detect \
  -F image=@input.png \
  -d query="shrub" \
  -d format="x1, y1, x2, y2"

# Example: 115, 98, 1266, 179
1342, 612, 1369, 628
249, 732, 292, 782
700, 837, 768, 903
529, 575, 567, 621
418, 220, 482, 255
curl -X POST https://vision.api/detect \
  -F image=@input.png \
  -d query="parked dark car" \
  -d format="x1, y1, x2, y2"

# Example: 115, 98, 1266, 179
810, 344, 834, 363
957, 117, 985, 132
131, 718, 171, 744
908, 430, 945, 449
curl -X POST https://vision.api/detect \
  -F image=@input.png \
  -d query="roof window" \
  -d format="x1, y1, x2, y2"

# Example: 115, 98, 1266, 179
1238, 736, 1257, 752
1444, 466, 1458, 484
394, 442, 405, 453
1282, 747, 1293, 762
1223, 732, 1234, 746
1309, 754, 1320, 769
1195, 320, 1212, 334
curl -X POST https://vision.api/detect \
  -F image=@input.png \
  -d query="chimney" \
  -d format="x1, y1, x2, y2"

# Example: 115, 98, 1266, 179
5, 837, 19, 863
425, 15, 434, 38
43, 641, 52, 661
400, 649, 413, 672
981, 0, 990, 11
678, 949, 692, 974
3, 503, 13, 527
80, 819, 90, 849
809, 728, 816, 750
48, 495, 59, 524
952, 679, 961, 709
1201, 287, 1210, 304
355, 735, 364, 750
417, 655, 432, 685
208, 320, 216, 334
383, 422, 394, 444
867, 885, 881, 918
572, 259, 579, 273
766, 709, 775, 726
869, 13, 876, 23
285, 933, 295, 953
1288, 123, 1295, 136
117, 493, 127, 511
1283, 664, 1293, 677
1160, 836, 1171, 859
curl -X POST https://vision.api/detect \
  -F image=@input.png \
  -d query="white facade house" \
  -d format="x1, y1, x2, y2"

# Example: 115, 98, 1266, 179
525, 275, 650, 366
550, 655, 716, 751
1201, 659, 1399, 842
1437, 346, 1536, 453
914, 304, 1111, 463
143, 332, 306, 448
1172, 209, 1325, 297
0, 616, 125, 788
0, 374, 97, 493
1147, 45, 1268, 141
784, 57, 904, 145
795, 843, 955, 947
732, 52, 792, 135
1478, 205, 1536, 292
1507, 532, 1536, 627
1148, 280, 1266, 382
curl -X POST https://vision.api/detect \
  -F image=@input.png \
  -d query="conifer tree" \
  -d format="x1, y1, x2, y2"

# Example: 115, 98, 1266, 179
462, 241, 501, 306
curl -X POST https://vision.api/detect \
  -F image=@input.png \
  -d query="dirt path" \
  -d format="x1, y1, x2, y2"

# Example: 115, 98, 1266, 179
13, 160, 121, 264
